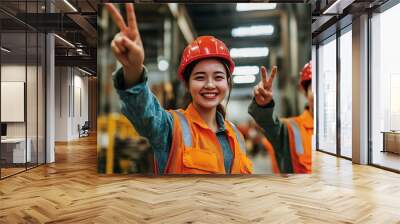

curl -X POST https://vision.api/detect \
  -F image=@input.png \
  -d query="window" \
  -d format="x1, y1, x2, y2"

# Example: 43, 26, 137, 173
339, 27, 352, 158
371, 2, 400, 171
0, 0, 47, 179
317, 35, 337, 154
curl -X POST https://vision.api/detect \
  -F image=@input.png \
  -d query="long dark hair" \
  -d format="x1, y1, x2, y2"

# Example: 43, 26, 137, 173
182, 58, 232, 118
301, 80, 311, 94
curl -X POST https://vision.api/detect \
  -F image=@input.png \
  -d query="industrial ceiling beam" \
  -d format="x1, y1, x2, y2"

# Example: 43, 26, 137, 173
167, 3, 196, 43
322, 0, 356, 15
67, 13, 97, 39
55, 55, 96, 72
312, 0, 356, 35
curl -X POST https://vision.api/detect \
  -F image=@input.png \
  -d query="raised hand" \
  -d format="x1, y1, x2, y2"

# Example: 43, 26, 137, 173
106, 3, 144, 87
253, 66, 277, 106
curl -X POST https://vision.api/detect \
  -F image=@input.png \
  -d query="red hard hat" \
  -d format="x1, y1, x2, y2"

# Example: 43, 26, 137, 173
177, 36, 235, 81
300, 62, 312, 86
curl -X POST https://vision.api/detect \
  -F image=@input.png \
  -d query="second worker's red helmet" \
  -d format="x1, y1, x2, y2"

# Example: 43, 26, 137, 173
300, 62, 312, 88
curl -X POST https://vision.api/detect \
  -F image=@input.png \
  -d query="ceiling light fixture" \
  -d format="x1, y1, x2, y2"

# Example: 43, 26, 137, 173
322, 0, 354, 15
233, 66, 259, 76
54, 34, 75, 48
233, 75, 256, 84
236, 3, 277, 11
76, 49, 84, 55
78, 67, 92, 76
230, 47, 269, 58
158, 59, 169, 71
232, 25, 274, 37
63, 0, 78, 12
1, 47, 11, 53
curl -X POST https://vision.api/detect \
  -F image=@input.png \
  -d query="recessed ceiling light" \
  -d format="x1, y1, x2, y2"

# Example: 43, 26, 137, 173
63, 0, 78, 12
54, 34, 75, 48
78, 67, 92, 76
158, 59, 169, 71
322, 0, 350, 15
233, 66, 259, 76
233, 75, 256, 84
230, 47, 269, 58
232, 25, 274, 37
1, 47, 11, 53
236, 3, 277, 12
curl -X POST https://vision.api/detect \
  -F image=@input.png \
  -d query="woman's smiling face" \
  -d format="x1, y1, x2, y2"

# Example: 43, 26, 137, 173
188, 58, 229, 111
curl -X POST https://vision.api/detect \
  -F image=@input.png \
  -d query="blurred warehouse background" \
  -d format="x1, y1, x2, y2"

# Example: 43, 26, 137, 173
99, 3, 311, 121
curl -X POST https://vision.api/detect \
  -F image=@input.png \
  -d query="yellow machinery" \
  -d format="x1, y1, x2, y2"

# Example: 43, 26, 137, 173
97, 113, 140, 174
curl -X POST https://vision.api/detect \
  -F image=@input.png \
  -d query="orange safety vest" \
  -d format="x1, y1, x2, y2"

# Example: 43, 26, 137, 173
283, 110, 313, 173
164, 104, 253, 174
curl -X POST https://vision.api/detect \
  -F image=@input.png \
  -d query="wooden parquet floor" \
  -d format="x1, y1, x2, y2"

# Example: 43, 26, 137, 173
1, 167, 26, 178
1, 135, 400, 224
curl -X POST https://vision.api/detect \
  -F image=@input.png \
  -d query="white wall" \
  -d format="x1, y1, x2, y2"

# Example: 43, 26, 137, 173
1, 65, 29, 138
1, 65, 26, 81
1, 65, 26, 129
54, 67, 89, 141
72, 72, 89, 138
55, 67, 68, 141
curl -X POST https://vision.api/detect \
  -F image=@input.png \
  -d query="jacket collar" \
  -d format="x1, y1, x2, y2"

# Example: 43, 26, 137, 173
298, 109, 314, 129
184, 103, 226, 132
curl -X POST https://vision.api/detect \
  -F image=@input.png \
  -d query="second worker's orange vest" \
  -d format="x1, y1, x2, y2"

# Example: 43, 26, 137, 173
164, 104, 253, 174
284, 110, 313, 173
262, 110, 313, 174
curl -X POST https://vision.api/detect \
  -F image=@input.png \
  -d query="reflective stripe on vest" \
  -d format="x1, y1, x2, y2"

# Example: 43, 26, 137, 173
288, 119, 304, 155
228, 121, 246, 154
174, 110, 192, 147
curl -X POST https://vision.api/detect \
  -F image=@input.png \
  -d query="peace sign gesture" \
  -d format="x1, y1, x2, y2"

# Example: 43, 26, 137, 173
106, 3, 144, 87
253, 66, 278, 106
